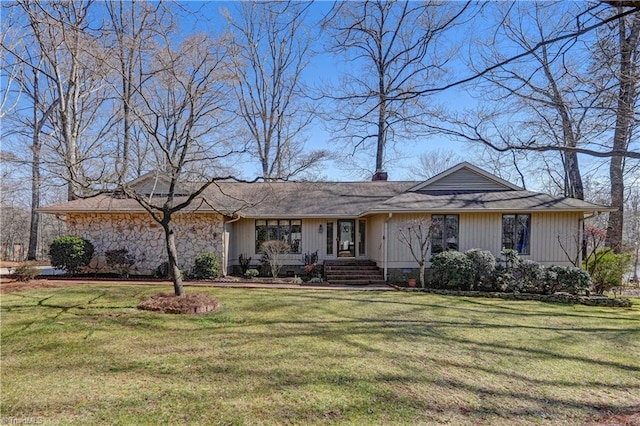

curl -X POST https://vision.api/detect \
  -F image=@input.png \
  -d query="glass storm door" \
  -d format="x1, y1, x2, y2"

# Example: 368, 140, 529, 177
337, 219, 356, 257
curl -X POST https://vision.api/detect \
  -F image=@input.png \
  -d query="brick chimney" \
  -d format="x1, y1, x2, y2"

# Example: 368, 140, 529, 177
372, 169, 388, 181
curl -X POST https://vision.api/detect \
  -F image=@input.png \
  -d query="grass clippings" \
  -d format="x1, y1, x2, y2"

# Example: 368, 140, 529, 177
138, 292, 219, 314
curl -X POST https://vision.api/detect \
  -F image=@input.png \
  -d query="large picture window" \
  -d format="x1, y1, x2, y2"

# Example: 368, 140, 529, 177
431, 214, 459, 254
255, 219, 301, 253
502, 214, 530, 255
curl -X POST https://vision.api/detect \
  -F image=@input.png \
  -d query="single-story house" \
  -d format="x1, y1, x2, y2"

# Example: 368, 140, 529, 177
39, 162, 613, 282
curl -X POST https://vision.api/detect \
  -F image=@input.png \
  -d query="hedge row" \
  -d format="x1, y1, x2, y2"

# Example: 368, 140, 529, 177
404, 288, 633, 307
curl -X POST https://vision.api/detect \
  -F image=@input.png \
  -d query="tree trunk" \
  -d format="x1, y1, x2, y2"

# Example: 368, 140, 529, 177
27, 69, 42, 260
419, 262, 426, 289
162, 218, 184, 297
376, 81, 386, 172
27, 136, 41, 260
606, 12, 640, 253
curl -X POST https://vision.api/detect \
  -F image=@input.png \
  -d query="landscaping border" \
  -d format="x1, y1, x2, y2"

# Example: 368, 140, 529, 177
391, 286, 633, 307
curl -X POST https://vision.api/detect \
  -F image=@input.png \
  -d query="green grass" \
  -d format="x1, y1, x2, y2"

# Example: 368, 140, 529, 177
1, 285, 639, 425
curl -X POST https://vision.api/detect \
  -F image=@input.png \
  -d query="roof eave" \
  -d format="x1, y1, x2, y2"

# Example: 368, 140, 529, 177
364, 207, 616, 214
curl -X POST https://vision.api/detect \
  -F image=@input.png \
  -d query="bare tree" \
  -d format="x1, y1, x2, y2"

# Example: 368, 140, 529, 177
453, 2, 615, 199
118, 32, 245, 296
1, 4, 63, 260
322, 1, 472, 177
225, 2, 328, 181
17, 0, 114, 201
413, 148, 462, 180
103, 1, 167, 182
601, 7, 640, 252
260, 240, 290, 278
397, 217, 434, 288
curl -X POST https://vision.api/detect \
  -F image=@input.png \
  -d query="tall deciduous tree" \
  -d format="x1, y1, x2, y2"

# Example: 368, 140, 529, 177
18, 0, 113, 201
601, 7, 640, 252
103, 0, 166, 182
323, 0, 471, 178
118, 32, 244, 296
2, 4, 62, 259
226, 1, 327, 181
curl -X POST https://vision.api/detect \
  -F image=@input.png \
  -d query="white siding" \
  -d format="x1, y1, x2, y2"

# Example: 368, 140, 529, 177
384, 211, 580, 268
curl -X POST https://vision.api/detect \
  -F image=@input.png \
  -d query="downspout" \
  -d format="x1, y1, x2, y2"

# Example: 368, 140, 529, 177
222, 214, 241, 277
384, 213, 393, 281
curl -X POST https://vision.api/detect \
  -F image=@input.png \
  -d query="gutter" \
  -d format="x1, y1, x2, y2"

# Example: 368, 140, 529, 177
384, 213, 393, 281
222, 214, 242, 277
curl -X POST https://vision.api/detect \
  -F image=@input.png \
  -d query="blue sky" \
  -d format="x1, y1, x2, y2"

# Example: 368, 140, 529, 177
195, 1, 477, 182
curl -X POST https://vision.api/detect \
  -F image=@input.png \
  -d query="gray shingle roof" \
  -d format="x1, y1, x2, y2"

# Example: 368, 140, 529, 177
38, 163, 613, 216
369, 190, 613, 213
39, 181, 612, 217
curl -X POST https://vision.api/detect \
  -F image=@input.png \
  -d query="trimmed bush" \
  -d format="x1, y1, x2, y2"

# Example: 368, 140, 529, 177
465, 249, 496, 291
192, 253, 221, 280
547, 265, 591, 295
431, 251, 474, 290
516, 260, 546, 293
49, 235, 94, 275
14, 264, 39, 282
245, 268, 259, 279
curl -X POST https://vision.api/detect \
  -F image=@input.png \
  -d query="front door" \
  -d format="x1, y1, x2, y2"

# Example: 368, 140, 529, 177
337, 219, 355, 257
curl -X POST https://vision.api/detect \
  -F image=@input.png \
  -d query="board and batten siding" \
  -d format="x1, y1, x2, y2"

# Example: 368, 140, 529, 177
424, 168, 510, 191
366, 214, 386, 265
529, 211, 581, 265
385, 213, 433, 269
384, 211, 581, 269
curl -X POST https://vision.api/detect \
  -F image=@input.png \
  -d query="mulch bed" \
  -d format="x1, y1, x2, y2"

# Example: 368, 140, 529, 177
585, 410, 640, 426
137, 292, 220, 314
0, 278, 81, 294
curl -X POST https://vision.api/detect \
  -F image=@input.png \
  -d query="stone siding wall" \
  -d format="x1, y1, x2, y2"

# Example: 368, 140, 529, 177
67, 212, 223, 275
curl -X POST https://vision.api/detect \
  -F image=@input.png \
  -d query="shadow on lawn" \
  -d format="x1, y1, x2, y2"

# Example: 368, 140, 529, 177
289, 291, 640, 322
3, 288, 639, 424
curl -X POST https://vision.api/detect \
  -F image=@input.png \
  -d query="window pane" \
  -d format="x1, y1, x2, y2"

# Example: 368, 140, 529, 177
326, 222, 333, 255
445, 215, 459, 251
279, 220, 291, 245
267, 220, 279, 241
290, 220, 301, 253
515, 215, 530, 254
431, 215, 444, 254
255, 220, 266, 253
359, 220, 366, 255
502, 215, 515, 250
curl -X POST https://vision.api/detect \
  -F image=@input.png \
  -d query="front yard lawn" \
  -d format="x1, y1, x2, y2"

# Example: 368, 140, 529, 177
1, 285, 638, 425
